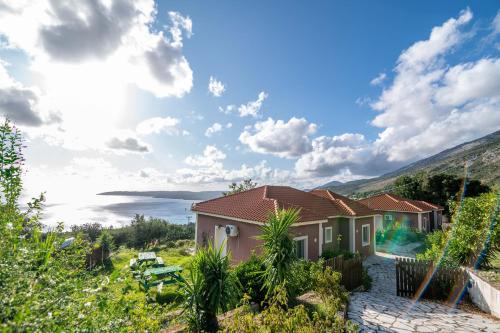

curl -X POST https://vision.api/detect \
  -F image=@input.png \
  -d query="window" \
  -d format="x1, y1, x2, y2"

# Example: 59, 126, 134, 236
362, 224, 370, 246
293, 236, 308, 260
423, 217, 428, 231
324, 227, 333, 243
384, 214, 393, 221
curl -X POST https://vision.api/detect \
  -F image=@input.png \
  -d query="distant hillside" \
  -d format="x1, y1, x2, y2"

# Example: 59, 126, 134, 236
321, 130, 500, 195
98, 190, 223, 201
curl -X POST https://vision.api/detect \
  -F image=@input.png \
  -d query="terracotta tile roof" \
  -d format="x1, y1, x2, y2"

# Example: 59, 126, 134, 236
358, 193, 443, 213
310, 189, 376, 216
192, 185, 375, 223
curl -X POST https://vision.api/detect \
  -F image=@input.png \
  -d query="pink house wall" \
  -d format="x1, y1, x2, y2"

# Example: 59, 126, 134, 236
196, 214, 321, 263
291, 223, 320, 261
196, 214, 263, 264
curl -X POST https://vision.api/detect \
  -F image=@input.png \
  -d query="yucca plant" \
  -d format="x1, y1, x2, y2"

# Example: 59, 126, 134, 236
182, 241, 239, 332
257, 208, 300, 298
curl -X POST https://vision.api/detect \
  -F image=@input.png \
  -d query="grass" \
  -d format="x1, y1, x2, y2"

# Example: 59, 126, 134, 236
101, 244, 194, 310
477, 252, 500, 289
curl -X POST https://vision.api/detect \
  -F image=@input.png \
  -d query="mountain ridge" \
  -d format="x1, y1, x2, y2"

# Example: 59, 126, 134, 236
320, 130, 500, 195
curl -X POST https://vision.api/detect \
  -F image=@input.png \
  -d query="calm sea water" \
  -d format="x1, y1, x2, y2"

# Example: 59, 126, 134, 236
39, 195, 197, 229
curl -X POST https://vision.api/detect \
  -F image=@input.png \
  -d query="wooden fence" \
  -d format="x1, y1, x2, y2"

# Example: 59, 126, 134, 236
86, 246, 110, 269
324, 255, 363, 290
395, 257, 469, 301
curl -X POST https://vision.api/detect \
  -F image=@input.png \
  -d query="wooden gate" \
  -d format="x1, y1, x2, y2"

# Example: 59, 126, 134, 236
395, 257, 469, 301
325, 255, 363, 290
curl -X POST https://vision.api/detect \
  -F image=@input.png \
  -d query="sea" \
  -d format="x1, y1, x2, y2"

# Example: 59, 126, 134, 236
38, 195, 198, 229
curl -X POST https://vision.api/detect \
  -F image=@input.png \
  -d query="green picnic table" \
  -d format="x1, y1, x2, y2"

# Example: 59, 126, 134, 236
140, 265, 184, 290
138, 252, 156, 262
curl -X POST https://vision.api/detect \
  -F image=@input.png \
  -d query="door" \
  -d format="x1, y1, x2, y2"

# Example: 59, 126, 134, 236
375, 215, 383, 231
214, 225, 227, 257
293, 236, 308, 260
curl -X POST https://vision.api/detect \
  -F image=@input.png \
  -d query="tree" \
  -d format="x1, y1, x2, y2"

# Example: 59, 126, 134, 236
256, 208, 300, 297
222, 179, 257, 196
393, 173, 425, 200
97, 230, 115, 263
392, 173, 490, 215
71, 222, 102, 242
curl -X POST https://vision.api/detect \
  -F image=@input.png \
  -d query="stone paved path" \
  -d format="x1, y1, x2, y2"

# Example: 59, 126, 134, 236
348, 254, 500, 333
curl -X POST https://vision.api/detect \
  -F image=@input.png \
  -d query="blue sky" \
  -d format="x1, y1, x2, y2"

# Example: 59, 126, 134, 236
0, 0, 498, 201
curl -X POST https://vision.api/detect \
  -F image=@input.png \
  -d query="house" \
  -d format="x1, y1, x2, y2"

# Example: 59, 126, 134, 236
192, 185, 380, 263
358, 193, 443, 232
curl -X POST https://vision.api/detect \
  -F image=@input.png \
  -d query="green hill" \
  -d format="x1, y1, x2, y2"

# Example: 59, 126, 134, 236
321, 130, 500, 195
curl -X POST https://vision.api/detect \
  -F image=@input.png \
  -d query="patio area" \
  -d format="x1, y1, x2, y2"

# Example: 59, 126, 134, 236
348, 254, 500, 332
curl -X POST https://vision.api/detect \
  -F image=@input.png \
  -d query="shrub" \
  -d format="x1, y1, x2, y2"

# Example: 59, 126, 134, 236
418, 192, 499, 269
320, 248, 354, 260
221, 283, 351, 333
182, 242, 239, 332
362, 267, 372, 291
108, 215, 194, 249
234, 253, 266, 305
288, 259, 324, 297
256, 208, 300, 297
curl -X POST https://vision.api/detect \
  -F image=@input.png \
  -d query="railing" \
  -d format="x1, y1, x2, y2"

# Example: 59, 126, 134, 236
395, 257, 468, 300
324, 255, 363, 290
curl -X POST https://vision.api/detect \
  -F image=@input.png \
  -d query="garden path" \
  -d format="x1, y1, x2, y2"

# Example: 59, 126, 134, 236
348, 254, 500, 333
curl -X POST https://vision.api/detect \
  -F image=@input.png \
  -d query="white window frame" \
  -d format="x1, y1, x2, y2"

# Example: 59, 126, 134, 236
384, 214, 393, 221
293, 235, 308, 260
361, 224, 370, 247
324, 227, 333, 243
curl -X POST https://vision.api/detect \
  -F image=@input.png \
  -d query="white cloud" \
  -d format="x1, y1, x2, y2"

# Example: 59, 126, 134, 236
239, 117, 317, 158
136, 116, 185, 136
369, 8, 500, 162
204, 122, 232, 137
106, 133, 151, 153
184, 145, 226, 167
0, 60, 61, 127
218, 92, 268, 118
0, 1, 194, 154
205, 122, 223, 137
208, 76, 225, 97
492, 11, 500, 35
238, 91, 268, 118
294, 134, 397, 178
370, 72, 387, 86
219, 104, 235, 115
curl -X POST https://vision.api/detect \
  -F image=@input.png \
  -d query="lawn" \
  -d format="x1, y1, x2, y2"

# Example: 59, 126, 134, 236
100, 243, 194, 313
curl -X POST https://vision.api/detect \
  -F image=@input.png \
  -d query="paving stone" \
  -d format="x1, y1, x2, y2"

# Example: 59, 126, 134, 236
348, 254, 500, 333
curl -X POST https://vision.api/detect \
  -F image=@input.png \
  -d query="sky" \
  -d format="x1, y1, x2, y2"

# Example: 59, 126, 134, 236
0, 0, 499, 203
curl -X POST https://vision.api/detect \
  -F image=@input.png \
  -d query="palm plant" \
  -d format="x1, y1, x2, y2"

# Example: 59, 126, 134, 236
257, 208, 300, 297
182, 241, 239, 332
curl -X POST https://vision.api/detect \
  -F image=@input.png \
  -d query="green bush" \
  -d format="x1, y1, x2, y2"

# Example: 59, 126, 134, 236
0, 120, 167, 332
182, 242, 240, 332
288, 259, 324, 297
320, 248, 354, 260
362, 268, 372, 291
234, 253, 266, 305
221, 273, 353, 333
418, 192, 499, 269
108, 215, 195, 249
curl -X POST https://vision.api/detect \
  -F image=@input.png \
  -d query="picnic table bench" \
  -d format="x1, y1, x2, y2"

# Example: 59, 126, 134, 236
140, 265, 184, 289
138, 252, 156, 262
